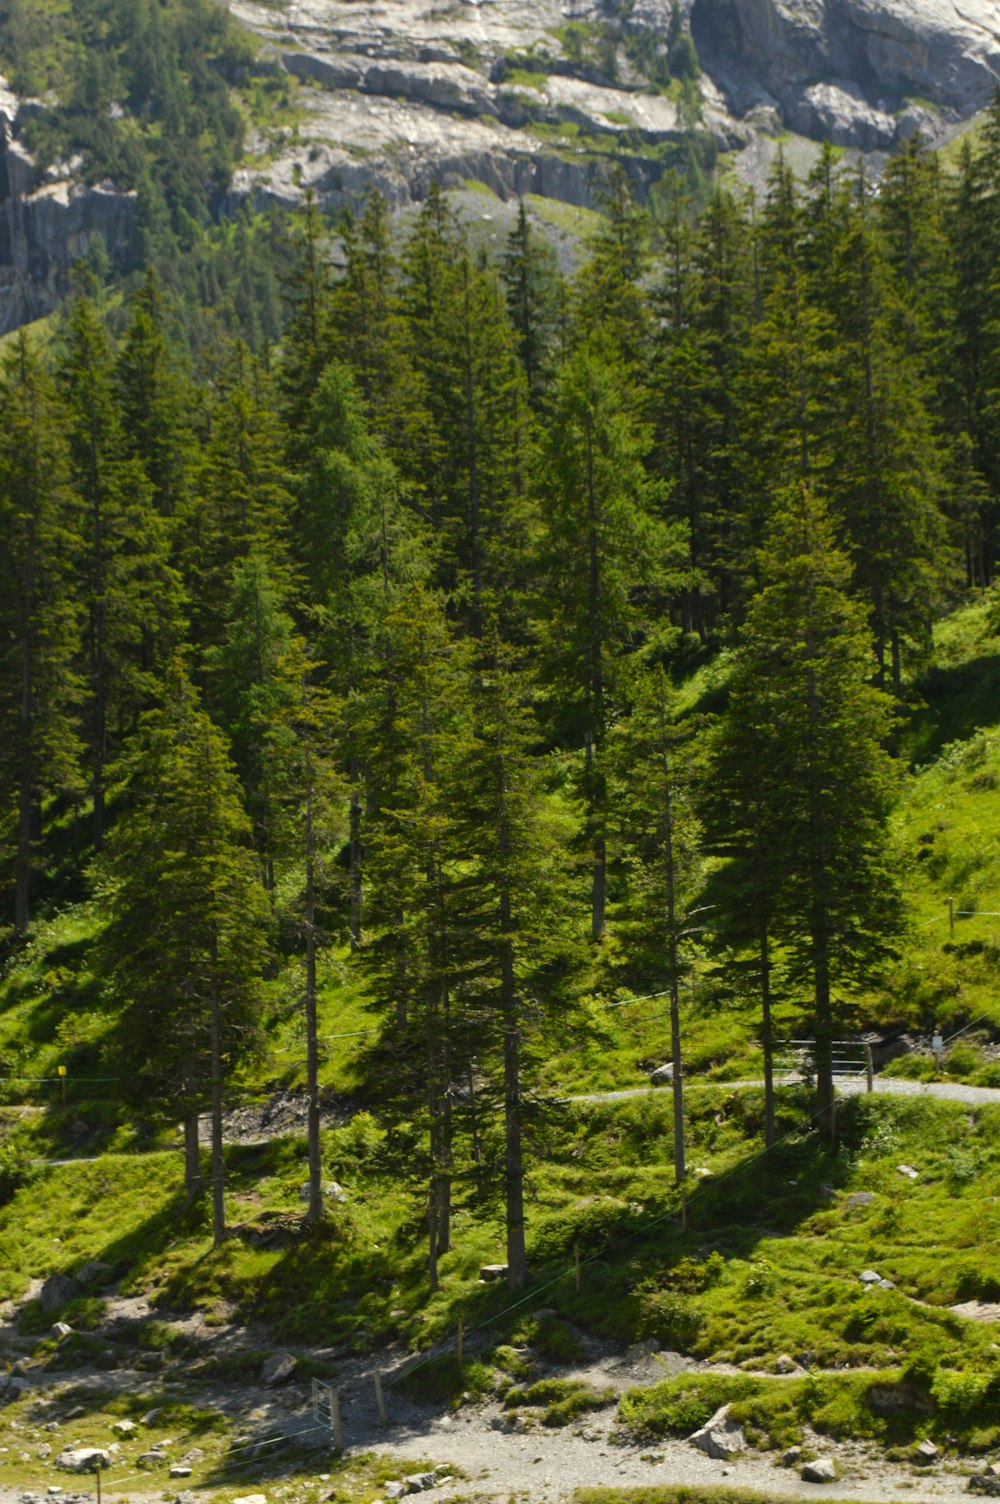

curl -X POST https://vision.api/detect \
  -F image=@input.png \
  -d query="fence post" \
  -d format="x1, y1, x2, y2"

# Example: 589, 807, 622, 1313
864, 1043, 874, 1094
374, 1372, 387, 1427
331, 1389, 343, 1451
948, 897, 955, 938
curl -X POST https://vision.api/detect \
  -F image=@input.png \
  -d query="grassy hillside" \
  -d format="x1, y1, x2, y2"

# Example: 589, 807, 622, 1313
2, 594, 1000, 1485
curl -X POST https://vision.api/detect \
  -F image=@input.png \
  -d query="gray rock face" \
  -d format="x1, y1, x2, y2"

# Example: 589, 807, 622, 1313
0, 120, 137, 334
691, 0, 1000, 140
38, 1274, 82, 1315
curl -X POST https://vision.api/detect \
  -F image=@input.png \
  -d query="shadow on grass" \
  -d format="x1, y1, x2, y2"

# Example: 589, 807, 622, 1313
908, 649, 1000, 763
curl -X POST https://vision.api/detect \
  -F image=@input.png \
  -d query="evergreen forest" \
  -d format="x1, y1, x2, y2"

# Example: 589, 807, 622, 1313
5, 100, 1000, 1492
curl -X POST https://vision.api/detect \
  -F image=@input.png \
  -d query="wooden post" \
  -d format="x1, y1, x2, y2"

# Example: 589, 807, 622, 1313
374, 1372, 387, 1427
948, 897, 955, 938
58, 1064, 67, 1105
95, 1466, 101, 1504
457, 1319, 463, 1370
574, 1244, 580, 1295
331, 1388, 343, 1451
864, 1043, 874, 1094
680, 1180, 687, 1232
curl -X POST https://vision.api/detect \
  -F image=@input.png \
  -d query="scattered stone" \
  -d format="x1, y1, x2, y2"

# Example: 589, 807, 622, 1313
56, 1450, 111, 1474
479, 1264, 508, 1282
140, 1408, 163, 1426
693, 1166, 713, 1178
63, 1407, 86, 1420
169, 1467, 193, 1479
51, 1323, 72, 1340
801, 1458, 837, 1483
859, 1269, 882, 1284
297, 1181, 348, 1203
38, 1275, 81, 1315
969, 1469, 1000, 1496
877, 1277, 896, 1289
232, 1495, 267, 1504
405, 1473, 438, 1491
915, 1438, 939, 1462
136, 1451, 166, 1468
383, 1486, 407, 1501
650, 1062, 673, 1085
688, 1404, 747, 1460
261, 1352, 297, 1387
898, 1164, 919, 1179
47, 1489, 62, 1495
848, 1191, 876, 1206
774, 1354, 799, 1373
36, 1445, 52, 1460
111, 1421, 136, 1437
783, 1445, 802, 1465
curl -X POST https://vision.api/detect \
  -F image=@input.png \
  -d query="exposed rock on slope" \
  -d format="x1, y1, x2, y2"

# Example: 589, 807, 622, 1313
0, 109, 136, 332
691, 0, 1000, 147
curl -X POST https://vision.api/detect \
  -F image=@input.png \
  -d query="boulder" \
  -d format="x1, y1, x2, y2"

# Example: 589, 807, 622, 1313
859, 1269, 881, 1284
383, 1487, 407, 1502
232, 1496, 267, 1504
774, 1354, 799, 1373
479, 1264, 508, 1282
262, 1352, 298, 1386
970, 1463, 1000, 1495
688, 1404, 746, 1460
783, 1445, 802, 1465
39, 1274, 81, 1314
847, 1192, 876, 1207
897, 1164, 919, 1180
650, 1063, 674, 1085
111, 1421, 136, 1437
914, 1438, 938, 1462
51, 1323, 72, 1339
57, 1450, 111, 1474
801, 1457, 837, 1482
169, 1467, 193, 1479
297, 1182, 347, 1204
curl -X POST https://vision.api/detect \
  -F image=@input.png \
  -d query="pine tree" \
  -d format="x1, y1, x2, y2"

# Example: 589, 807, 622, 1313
451, 629, 564, 1287
95, 659, 269, 1238
358, 585, 471, 1286
58, 292, 183, 848
539, 340, 685, 940
0, 336, 82, 933
501, 198, 563, 406
712, 488, 902, 1137
117, 269, 194, 519
609, 666, 701, 1180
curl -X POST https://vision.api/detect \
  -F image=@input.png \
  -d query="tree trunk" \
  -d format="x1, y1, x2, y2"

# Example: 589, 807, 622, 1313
813, 930, 836, 1141
586, 732, 606, 942
209, 944, 226, 1245
349, 756, 363, 952
183, 1110, 202, 1199
502, 918, 527, 1288
759, 920, 775, 1149
663, 769, 685, 1186
305, 749, 323, 1225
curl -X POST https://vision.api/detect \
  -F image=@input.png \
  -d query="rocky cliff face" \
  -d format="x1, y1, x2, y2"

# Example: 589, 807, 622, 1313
0, 0, 998, 330
0, 99, 136, 332
691, 0, 1000, 147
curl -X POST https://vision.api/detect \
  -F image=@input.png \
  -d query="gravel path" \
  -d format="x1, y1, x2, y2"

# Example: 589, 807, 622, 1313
568, 1074, 1000, 1106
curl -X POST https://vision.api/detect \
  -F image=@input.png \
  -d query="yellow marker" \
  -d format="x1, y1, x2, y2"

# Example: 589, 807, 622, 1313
57, 1065, 67, 1076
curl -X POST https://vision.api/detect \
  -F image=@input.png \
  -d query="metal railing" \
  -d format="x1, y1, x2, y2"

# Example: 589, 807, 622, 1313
774, 1038, 875, 1091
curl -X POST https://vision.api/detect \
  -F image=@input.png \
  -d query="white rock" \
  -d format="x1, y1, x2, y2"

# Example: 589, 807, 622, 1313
801, 1457, 837, 1482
